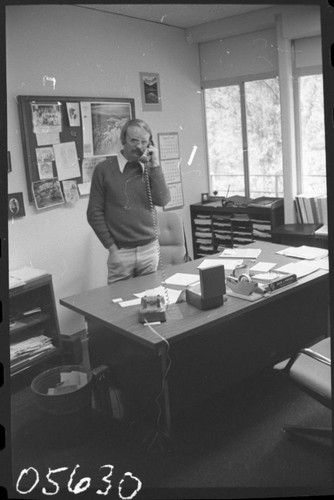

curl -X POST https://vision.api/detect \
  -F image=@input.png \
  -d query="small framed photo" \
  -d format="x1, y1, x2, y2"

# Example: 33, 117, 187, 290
139, 72, 162, 111
201, 193, 209, 203
8, 151, 12, 172
8, 192, 25, 218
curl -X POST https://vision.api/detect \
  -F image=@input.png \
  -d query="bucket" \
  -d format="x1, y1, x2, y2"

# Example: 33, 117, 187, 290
31, 365, 93, 447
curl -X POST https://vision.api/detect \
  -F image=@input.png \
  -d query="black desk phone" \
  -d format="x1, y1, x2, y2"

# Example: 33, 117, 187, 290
139, 295, 167, 323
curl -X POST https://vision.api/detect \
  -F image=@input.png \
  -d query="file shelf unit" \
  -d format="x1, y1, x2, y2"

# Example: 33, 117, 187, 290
190, 198, 284, 259
9, 274, 61, 377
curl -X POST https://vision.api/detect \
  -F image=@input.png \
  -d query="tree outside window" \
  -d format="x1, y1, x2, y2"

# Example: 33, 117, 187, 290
204, 77, 283, 199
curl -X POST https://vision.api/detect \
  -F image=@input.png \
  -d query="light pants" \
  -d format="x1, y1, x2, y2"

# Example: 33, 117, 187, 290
107, 240, 159, 284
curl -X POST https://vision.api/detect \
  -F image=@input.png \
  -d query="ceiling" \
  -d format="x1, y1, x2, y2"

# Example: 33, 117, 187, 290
77, 3, 274, 29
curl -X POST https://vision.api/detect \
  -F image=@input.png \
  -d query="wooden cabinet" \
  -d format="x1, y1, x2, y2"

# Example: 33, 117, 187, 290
190, 197, 284, 259
9, 274, 61, 376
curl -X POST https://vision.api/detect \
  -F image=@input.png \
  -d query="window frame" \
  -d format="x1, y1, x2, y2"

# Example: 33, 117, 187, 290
293, 65, 325, 195
203, 72, 282, 199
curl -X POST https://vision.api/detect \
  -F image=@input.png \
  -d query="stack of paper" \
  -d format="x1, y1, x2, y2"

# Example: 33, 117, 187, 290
276, 245, 328, 260
9, 266, 48, 288
219, 248, 262, 259
164, 273, 199, 286
134, 286, 183, 305
275, 261, 321, 278
10, 335, 54, 364
197, 258, 243, 271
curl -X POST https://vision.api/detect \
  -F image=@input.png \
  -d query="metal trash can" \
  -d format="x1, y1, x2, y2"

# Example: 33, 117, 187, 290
31, 365, 93, 447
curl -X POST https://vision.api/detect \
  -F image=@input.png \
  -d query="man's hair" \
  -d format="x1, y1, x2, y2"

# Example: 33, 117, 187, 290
120, 119, 152, 144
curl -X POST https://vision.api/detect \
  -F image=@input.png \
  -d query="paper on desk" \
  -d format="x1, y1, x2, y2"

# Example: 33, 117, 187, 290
135, 286, 182, 304
9, 266, 48, 283
219, 248, 262, 259
249, 262, 276, 272
275, 260, 321, 278
251, 272, 283, 281
118, 298, 141, 308
164, 273, 199, 286
318, 257, 329, 271
198, 258, 243, 270
276, 245, 328, 260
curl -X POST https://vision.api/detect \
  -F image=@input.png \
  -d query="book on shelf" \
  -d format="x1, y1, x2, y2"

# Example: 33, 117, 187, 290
294, 199, 302, 224
295, 194, 327, 225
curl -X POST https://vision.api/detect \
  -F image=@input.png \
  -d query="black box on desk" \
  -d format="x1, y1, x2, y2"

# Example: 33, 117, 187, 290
186, 265, 226, 310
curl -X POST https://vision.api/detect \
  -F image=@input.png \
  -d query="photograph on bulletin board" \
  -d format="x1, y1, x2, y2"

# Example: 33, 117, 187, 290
32, 178, 65, 210
81, 100, 134, 158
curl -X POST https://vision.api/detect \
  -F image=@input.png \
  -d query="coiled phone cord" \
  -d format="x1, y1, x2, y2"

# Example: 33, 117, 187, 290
144, 166, 170, 308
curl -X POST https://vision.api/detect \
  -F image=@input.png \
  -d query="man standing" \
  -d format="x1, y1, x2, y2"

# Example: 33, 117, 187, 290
87, 118, 170, 284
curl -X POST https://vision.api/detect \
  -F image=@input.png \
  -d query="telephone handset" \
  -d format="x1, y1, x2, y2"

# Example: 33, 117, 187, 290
140, 138, 155, 165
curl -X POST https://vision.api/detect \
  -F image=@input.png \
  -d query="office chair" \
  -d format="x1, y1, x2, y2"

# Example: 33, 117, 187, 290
274, 337, 332, 439
157, 211, 190, 267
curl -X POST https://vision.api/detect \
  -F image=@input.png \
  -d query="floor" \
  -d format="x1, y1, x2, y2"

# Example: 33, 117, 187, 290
9, 366, 333, 499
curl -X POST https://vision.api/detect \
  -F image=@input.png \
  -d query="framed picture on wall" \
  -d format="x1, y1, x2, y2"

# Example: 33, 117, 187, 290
139, 72, 162, 111
8, 192, 25, 218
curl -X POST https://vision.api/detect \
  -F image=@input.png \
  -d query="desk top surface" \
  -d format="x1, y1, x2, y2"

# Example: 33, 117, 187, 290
60, 241, 328, 349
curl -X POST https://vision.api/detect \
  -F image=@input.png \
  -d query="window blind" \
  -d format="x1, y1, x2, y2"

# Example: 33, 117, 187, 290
199, 28, 279, 88
293, 36, 322, 75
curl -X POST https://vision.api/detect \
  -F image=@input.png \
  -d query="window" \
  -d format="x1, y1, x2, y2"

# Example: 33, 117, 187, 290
204, 77, 283, 199
297, 73, 326, 196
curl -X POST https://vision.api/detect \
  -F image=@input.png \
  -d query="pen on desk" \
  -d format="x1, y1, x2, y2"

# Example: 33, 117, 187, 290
225, 184, 230, 199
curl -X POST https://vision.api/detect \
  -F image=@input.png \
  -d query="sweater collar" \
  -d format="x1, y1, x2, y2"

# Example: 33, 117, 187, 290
117, 151, 145, 173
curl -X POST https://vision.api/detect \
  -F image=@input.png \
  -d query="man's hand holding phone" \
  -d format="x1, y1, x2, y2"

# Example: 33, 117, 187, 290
140, 143, 159, 167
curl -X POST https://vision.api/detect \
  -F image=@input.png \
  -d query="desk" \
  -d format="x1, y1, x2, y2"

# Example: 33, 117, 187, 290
60, 241, 329, 435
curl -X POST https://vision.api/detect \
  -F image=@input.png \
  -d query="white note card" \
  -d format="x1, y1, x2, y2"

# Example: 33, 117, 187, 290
164, 273, 199, 286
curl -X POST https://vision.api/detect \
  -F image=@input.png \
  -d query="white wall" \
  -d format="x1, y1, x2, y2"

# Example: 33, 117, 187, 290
6, 4, 206, 335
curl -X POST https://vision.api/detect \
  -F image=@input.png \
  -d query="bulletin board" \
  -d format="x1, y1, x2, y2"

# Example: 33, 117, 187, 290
17, 95, 135, 203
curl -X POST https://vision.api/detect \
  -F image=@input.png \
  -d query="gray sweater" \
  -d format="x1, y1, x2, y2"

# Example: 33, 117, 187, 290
87, 156, 170, 249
